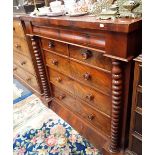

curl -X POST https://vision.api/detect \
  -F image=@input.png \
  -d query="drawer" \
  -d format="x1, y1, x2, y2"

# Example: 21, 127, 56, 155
41, 38, 68, 56
138, 64, 142, 87
13, 37, 31, 58
49, 68, 111, 116
53, 86, 111, 136
134, 113, 142, 135
13, 20, 25, 38
48, 68, 74, 95
70, 60, 111, 95
137, 91, 142, 108
69, 45, 112, 71
44, 51, 71, 76
131, 136, 142, 155
13, 64, 40, 92
14, 52, 36, 75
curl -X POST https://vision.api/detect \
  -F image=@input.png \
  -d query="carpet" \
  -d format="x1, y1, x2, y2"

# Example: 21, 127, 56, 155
13, 79, 102, 155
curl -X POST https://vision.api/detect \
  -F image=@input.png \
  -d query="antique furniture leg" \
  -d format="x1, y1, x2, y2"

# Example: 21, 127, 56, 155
30, 36, 52, 106
109, 59, 123, 153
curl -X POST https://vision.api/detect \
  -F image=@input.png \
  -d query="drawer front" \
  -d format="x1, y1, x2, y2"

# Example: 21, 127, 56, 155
74, 81, 111, 116
138, 64, 142, 87
131, 136, 142, 155
69, 45, 112, 71
14, 52, 36, 75
13, 20, 25, 38
53, 86, 111, 136
70, 60, 111, 95
134, 113, 142, 135
48, 68, 74, 95
137, 91, 142, 108
41, 38, 68, 56
14, 37, 31, 58
44, 51, 71, 76
13, 64, 40, 92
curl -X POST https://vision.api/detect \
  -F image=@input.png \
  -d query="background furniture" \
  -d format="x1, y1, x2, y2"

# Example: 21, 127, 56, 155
126, 54, 142, 155
18, 15, 142, 154
13, 16, 43, 96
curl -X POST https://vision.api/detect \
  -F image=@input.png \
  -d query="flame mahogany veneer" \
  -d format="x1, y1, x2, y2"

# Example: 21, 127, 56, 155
19, 15, 142, 154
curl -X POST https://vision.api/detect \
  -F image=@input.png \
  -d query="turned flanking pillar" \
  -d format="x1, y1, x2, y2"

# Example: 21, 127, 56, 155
30, 36, 51, 103
109, 59, 123, 153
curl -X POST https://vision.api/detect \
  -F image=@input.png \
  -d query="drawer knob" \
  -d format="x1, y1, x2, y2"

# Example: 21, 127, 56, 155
15, 43, 21, 48
56, 77, 62, 82
58, 94, 66, 100
86, 94, 94, 101
13, 27, 15, 31
52, 59, 58, 65
13, 67, 17, 71
81, 50, 92, 60
48, 41, 55, 48
26, 78, 31, 82
83, 72, 91, 81
87, 114, 95, 121
21, 61, 26, 65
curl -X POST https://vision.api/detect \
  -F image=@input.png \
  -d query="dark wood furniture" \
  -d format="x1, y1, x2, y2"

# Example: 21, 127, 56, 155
19, 15, 142, 154
13, 16, 43, 96
125, 55, 142, 155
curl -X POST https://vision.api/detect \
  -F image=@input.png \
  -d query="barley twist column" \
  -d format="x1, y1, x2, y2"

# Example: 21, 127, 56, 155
109, 59, 123, 153
30, 36, 51, 102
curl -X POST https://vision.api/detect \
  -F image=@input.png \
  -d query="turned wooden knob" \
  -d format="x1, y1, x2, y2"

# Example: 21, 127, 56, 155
21, 61, 26, 65
51, 59, 58, 65
83, 72, 91, 80
56, 77, 62, 82
86, 94, 94, 101
87, 114, 95, 121
26, 78, 31, 82
15, 43, 21, 48
58, 94, 66, 100
13, 67, 17, 71
48, 41, 55, 48
13, 27, 15, 31
81, 50, 92, 60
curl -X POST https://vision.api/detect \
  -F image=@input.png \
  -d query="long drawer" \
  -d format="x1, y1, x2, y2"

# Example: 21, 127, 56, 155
13, 64, 40, 92
52, 86, 111, 136
70, 60, 111, 95
13, 51, 36, 75
49, 68, 111, 116
13, 37, 31, 58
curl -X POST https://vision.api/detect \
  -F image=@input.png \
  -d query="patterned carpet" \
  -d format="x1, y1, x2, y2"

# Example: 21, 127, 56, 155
13, 79, 102, 155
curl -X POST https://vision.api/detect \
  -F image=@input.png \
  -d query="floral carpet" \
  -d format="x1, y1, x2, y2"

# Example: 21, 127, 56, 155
13, 80, 102, 155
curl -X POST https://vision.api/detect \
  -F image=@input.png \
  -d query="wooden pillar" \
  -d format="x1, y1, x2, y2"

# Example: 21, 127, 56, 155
109, 59, 123, 153
30, 36, 52, 105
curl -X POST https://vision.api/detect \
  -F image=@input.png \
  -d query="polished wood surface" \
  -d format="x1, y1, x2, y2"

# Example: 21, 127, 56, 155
20, 15, 142, 155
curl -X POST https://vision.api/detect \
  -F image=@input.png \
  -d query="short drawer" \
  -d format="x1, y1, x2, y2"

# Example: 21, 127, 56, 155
13, 64, 40, 92
69, 45, 112, 71
41, 38, 68, 56
53, 86, 111, 136
13, 20, 25, 38
131, 135, 142, 155
44, 50, 71, 76
137, 91, 142, 109
13, 37, 31, 58
70, 60, 111, 95
48, 68, 74, 95
138, 64, 142, 87
13, 52, 36, 75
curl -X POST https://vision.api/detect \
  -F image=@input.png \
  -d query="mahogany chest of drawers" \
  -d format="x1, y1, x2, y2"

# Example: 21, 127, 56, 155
20, 15, 142, 155
13, 16, 43, 95
126, 55, 142, 155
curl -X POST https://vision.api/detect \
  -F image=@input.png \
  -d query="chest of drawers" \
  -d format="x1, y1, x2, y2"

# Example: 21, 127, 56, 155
13, 17, 43, 95
126, 55, 142, 155
20, 15, 141, 155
